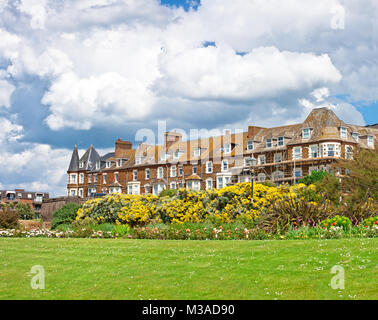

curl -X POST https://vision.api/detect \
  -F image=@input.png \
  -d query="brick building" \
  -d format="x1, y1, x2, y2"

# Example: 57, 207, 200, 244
67, 107, 377, 197
0, 189, 49, 214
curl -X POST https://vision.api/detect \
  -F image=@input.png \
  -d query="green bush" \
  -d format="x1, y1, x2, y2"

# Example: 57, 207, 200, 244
0, 209, 19, 229
299, 171, 329, 186
321, 215, 351, 230
15, 202, 34, 220
159, 189, 178, 198
361, 216, 378, 228
113, 224, 132, 237
51, 203, 82, 229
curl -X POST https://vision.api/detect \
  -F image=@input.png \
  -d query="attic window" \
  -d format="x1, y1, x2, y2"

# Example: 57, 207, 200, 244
302, 128, 310, 139
278, 137, 284, 147
135, 157, 141, 165
174, 150, 180, 160
340, 127, 347, 139
367, 135, 374, 147
193, 148, 201, 157
266, 138, 272, 148
96, 161, 100, 170
79, 161, 84, 168
247, 140, 254, 150
106, 161, 112, 168
223, 144, 231, 154
352, 132, 359, 142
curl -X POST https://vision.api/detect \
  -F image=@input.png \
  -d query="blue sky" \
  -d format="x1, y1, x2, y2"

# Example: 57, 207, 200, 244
0, 0, 377, 195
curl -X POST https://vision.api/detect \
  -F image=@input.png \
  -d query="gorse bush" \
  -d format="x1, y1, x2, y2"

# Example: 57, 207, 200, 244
75, 183, 315, 227
51, 203, 82, 229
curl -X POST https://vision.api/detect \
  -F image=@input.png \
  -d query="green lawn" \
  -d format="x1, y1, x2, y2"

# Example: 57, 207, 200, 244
0, 238, 377, 300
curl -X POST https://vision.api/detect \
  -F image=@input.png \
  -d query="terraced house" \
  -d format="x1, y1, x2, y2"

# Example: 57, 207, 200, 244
67, 108, 377, 197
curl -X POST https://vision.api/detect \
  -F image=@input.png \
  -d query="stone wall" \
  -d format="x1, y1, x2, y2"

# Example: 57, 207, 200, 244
41, 197, 85, 222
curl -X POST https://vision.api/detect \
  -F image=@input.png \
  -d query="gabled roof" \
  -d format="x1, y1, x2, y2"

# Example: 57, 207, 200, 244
80, 145, 101, 171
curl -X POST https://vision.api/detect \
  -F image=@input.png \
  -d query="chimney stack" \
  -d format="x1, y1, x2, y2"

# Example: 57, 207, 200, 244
248, 126, 264, 139
115, 139, 132, 158
164, 131, 182, 150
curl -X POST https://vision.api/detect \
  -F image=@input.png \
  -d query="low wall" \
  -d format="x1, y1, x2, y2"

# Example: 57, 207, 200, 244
41, 197, 86, 222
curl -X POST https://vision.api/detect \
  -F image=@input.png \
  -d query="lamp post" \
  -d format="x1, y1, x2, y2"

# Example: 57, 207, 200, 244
246, 156, 257, 204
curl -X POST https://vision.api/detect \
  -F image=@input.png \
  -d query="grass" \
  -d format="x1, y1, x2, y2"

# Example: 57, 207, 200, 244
0, 238, 377, 300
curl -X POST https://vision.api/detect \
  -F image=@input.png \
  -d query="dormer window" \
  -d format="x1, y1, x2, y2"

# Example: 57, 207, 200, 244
223, 144, 231, 154
266, 139, 272, 148
174, 150, 180, 160
79, 161, 84, 168
367, 135, 374, 147
135, 157, 141, 165
247, 140, 254, 150
302, 128, 310, 139
278, 137, 284, 147
96, 161, 100, 170
340, 127, 347, 139
160, 153, 167, 162
116, 160, 123, 167
193, 148, 201, 157
106, 161, 112, 168
352, 132, 359, 142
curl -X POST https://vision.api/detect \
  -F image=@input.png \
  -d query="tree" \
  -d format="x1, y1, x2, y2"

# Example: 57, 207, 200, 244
299, 170, 329, 186
15, 202, 35, 220
338, 142, 378, 203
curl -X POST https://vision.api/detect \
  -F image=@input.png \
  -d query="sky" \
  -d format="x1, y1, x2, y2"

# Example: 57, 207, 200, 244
0, 0, 377, 196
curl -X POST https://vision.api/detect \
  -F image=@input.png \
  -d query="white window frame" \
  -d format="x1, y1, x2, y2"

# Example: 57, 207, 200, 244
114, 172, 119, 182
70, 174, 77, 184
192, 164, 198, 175
206, 178, 213, 190
266, 138, 272, 148
274, 153, 282, 163
170, 182, 177, 190
340, 127, 347, 139
223, 144, 231, 154
79, 173, 84, 184
247, 140, 254, 150
309, 145, 318, 158
221, 159, 228, 172
293, 147, 302, 160
352, 132, 359, 142
302, 128, 310, 139
367, 135, 374, 147
157, 167, 164, 179
103, 174, 107, 184
179, 165, 183, 176
145, 168, 150, 179
277, 136, 284, 147
133, 170, 137, 181
258, 155, 266, 165
345, 145, 353, 159
257, 173, 266, 182
206, 161, 213, 173
170, 165, 177, 177
135, 157, 141, 165
193, 148, 201, 157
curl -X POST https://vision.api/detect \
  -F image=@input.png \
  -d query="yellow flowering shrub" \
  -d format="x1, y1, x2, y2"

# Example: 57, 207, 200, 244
75, 182, 324, 226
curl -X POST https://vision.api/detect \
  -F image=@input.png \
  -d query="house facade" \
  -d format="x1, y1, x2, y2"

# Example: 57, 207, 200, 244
67, 108, 377, 197
0, 189, 49, 214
